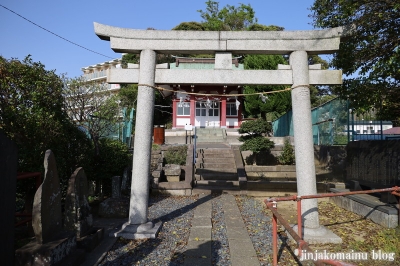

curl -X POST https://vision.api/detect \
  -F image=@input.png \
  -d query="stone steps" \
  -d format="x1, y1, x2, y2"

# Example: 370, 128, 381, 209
192, 185, 241, 195
196, 133, 224, 137
196, 167, 237, 174
195, 180, 239, 187
197, 153, 234, 158
196, 138, 226, 143
247, 176, 297, 182
195, 172, 238, 181
195, 163, 236, 169
195, 128, 226, 143
244, 164, 297, 181
194, 146, 238, 183
196, 157, 236, 163
198, 148, 232, 153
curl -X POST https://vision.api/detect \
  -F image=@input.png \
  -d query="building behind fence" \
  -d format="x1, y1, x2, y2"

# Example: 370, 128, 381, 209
272, 98, 395, 145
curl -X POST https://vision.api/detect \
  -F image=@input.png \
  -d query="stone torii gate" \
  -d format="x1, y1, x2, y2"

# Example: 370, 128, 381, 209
94, 22, 344, 242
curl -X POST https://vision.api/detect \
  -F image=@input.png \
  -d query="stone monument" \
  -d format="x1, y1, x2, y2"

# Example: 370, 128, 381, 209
32, 150, 63, 244
98, 175, 130, 218
121, 166, 132, 194
94, 22, 347, 242
15, 150, 84, 266
64, 167, 104, 251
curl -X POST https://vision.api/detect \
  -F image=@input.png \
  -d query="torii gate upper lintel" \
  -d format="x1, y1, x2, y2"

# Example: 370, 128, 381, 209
94, 22, 343, 243
94, 22, 345, 55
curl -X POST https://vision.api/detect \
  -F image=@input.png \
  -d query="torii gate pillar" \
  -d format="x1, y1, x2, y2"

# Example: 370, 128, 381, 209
114, 49, 162, 239
290, 51, 340, 243
290, 51, 319, 228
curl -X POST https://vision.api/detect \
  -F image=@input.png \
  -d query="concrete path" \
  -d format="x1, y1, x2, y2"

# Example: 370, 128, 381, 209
183, 194, 259, 266
183, 194, 212, 266
221, 194, 260, 266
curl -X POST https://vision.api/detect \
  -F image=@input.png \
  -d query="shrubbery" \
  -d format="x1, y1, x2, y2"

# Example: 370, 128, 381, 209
277, 139, 295, 165
164, 145, 188, 165
90, 138, 131, 195
239, 119, 274, 153
239, 135, 275, 153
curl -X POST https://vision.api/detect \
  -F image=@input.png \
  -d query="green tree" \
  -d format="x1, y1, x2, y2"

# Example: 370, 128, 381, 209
243, 54, 291, 120
238, 119, 275, 165
277, 139, 295, 165
310, 0, 400, 124
308, 55, 335, 108
248, 24, 284, 31
172, 22, 206, 31
0, 55, 92, 190
118, 84, 138, 110
238, 119, 274, 152
198, 0, 257, 31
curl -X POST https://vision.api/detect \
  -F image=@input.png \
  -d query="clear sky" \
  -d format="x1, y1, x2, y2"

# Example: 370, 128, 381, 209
0, 0, 316, 78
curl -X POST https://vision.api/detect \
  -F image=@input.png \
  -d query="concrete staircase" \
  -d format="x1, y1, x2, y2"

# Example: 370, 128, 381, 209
193, 147, 239, 193
195, 128, 226, 143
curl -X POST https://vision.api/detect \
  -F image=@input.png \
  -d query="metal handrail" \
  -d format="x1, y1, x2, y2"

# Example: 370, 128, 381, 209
265, 186, 400, 266
193, 126, 197, 165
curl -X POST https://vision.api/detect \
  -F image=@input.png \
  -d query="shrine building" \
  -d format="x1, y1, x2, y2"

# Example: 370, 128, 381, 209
163, 56, 244, 129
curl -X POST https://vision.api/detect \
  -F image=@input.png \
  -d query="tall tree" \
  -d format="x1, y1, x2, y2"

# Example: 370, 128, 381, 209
63, 76, 120, 155
0, 55, 92, 186
310, 0, 400, 124
243, 54, 291, 120
198, 0, 257, 30
172, 22, 206, 31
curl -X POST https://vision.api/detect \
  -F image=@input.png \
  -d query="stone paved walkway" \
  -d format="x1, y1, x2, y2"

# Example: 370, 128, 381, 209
183, 194, 259, 266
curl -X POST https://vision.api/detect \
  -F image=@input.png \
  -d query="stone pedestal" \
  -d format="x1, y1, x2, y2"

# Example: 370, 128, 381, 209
164, 164, 182, 182
15, 232, 83, 266
113, 221, 162, 239
166, 175, 180, 182
291, 225, 342, 244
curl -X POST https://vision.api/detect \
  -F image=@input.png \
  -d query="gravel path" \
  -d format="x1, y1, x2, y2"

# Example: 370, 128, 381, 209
99, 194, 275, 266
211, 194, 231, 265
236, 196, 274, 265
99, 195, 197, 266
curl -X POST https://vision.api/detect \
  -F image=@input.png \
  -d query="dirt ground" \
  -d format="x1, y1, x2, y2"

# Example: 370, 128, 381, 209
255, 197, 399, 265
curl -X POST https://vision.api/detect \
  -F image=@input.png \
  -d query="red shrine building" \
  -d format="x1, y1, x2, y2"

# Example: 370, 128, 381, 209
163, 57, 244, 129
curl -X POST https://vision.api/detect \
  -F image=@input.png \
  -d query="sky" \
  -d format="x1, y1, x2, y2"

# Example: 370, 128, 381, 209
0, 0, 317, 78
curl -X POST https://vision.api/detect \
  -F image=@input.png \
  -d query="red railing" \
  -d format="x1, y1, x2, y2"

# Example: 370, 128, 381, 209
15, 172, 42, 227
264, 186, 400, 266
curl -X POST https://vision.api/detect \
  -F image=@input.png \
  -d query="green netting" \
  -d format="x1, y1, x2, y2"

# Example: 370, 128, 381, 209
80, 107, 134, 147
272, 98, 349, 145
106, 107, 135, 146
